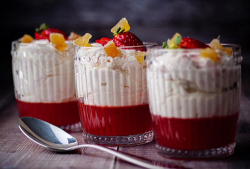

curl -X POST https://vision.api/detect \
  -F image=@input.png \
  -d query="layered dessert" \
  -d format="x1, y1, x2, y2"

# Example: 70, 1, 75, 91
147, 33, 242, 158
74, 18, 154, 145
12, 24, 81, 130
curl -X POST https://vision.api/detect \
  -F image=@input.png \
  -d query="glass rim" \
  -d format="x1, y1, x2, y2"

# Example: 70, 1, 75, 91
12, 39, 73, 46
73, 42, 158, 49
146, 43, 243, 65
147, 43, 241, 52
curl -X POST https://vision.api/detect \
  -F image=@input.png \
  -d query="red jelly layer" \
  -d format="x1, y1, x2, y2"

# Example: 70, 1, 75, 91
152, 112, 239, 150
17, 99, 80, 126
78, 102, 152, 136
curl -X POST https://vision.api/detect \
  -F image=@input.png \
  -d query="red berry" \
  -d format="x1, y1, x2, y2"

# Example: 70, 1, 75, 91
180, 37, 209, 49
42, 28, 67, 40
113, 32, 145, 51
34, 32, 49, 40
96, 37, 112, 46
35, 24, 67, 41
113, 32, 143, 46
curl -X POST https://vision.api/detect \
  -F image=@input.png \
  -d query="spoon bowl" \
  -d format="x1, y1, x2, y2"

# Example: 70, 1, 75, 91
19, 117, 78, 151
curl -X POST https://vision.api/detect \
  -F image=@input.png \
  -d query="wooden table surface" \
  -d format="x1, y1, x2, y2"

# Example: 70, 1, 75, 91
0, 84, 250, 169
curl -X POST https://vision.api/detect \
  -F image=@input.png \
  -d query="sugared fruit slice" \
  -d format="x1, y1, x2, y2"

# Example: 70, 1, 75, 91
111, 18, 130, 34
135, 52, 146, 64
104, 41, 122, 58
209, 38, 223, 49
200, 48, 219, 62
68, 32, 81, 40
162, 33, 182, 49
73, 33, 93, 47
209, 39, 232, 56
50, 33, 67, 51
21, 34, 34, 43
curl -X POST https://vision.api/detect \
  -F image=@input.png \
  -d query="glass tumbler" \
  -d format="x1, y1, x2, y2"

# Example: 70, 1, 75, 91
146, 45, 242, 159
74, 44, 155, 146
11, 40, 80, 131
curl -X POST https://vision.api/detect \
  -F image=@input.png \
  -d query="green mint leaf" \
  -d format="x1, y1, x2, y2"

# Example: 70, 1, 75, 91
174, 35, 182, 46
162, 42, 167, 48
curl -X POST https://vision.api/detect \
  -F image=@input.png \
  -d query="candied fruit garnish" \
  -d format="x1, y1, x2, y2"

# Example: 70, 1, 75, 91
104, 41, 122, 58
209, 39, 223, 49
73, 33, 93, 47
200, 48, 219, 62
209, 39, 232, 56
21, 34, 34, 43
85, 43, 93, 47
111, 18, 130, 34
135, 52, 146, 64
68, 32, 81, 40
162, 33, 182, 49
50, 33, 67, 51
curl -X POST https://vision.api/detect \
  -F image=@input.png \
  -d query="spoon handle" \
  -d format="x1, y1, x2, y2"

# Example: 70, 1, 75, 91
69, 144, 166, 169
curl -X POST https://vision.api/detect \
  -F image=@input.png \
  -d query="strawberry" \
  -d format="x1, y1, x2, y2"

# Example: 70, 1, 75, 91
42, 28, 67, 40
96, 37, 112, 46
180, 37, 209, 49
34, 32, 49, 40
35, 23, 67, 40
112, 27, 145, 51
113, 32, 143, 46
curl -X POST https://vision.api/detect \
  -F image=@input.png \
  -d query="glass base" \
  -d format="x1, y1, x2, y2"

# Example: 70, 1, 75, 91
60, 122, 82, 132
83, 130, 154, 146
156, 142, 235, 159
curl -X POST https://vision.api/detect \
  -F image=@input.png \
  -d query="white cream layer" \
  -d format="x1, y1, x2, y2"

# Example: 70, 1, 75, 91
74, 45, 148, 106
12, 40, 76, 103
147, 50, 241, 118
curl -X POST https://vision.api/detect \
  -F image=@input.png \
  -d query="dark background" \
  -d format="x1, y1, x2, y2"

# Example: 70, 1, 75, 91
1, 0, 250, 95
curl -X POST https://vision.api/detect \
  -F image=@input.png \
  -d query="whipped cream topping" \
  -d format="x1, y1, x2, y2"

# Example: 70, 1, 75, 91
147, 48, 241, 118
149, 50, 240, 92
74, 45, 148, 106
76, 43, 146, 68
12, 40, 76, 103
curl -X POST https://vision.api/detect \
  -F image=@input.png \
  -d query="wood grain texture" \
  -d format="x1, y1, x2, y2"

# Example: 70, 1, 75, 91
0, 87, 14, 112
0, 101, 117, 169
0, 93, 250, 169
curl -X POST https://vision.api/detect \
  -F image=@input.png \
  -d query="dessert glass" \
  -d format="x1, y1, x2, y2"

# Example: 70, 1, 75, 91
74, 43, 155, 146
146, 44, 242, 158
11, 40, 80, 131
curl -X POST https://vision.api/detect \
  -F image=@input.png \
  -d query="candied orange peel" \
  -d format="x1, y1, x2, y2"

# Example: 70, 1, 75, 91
21, 34, 34, 43
209, 39, 232, 56
73, 33, 93, 47
200, 48, 219, 62
135, 52, 146, 64
68, 32, 81, 40
104, 41, 122, 58
162, 33, 182, 49
50, 33, 67, 51
200, 37, 232, 62
111, 18, 130, 34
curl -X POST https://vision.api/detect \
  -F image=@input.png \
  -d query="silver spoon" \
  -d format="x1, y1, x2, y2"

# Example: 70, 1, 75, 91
18, 117, 186, 169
